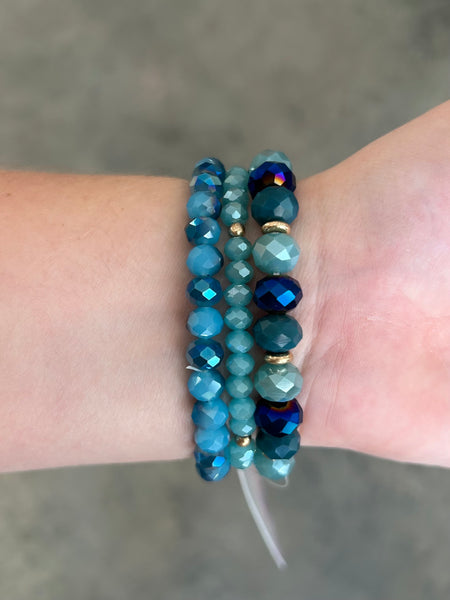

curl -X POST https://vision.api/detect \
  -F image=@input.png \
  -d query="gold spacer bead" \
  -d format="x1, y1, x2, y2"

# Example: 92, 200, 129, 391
235, 435, 252, 447
261, 221, 291, 235
264, 351, 293, 365
229, 222, 245, 237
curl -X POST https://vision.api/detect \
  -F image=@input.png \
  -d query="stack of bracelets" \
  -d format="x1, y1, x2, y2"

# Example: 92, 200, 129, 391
186, 151, 303, 483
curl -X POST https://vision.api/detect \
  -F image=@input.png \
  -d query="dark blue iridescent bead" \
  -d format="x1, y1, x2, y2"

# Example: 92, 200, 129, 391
186, 339, 224, 369
251, 186, 299, 225
247, 161, 296, 199
185, 217, 221, 245
192, 157, 226, 182
254, 398, 303, 437
253, 275, 302, 312
190, 172, 223, 198
186, 276, 222, 306
256, 429, 300, 459
194, 448, 230, 481
253, 314, 303, 352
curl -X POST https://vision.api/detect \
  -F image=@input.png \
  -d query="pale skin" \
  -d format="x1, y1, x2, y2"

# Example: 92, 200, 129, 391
0, 101, 449, 472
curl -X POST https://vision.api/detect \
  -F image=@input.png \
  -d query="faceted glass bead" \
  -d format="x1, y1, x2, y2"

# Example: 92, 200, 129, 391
187, 191, 221, 220
225, 260, 253, 284
254, 363, 303, 402
188, 369, 225, 402
248, 161, 296, 199
253, 275, 302, 312
222, 187, 249, 206
230, 417, 256, 436
254, 398, 303, 436
221, 201, 248, 226
191, 398, 229, 430
224, 284, 252, 306
224, 236, 252, 260
229, 438, 255, 469
251, 187, 299, 225
190, 172, 223, 198
187, 307, 224, 339
187, 245, 223, 276
253, 314, 303, 352
252, 233, 300, 275
224, 166, 249, 190
192, 157, 226, 181
226, 375, 253, 398
186, 276, 222, 307
194, 449, 230, 481
254, 450, 295, 480
195, 425, 230, 453
256, 429, 300, 459
226, 352, 254, 376
185, 217, 221, 246
224, 306, 253, 330
225, 330, 254, 354
186, 339, 224, 369
249, 150, 293, 173
228, 396, 256, 420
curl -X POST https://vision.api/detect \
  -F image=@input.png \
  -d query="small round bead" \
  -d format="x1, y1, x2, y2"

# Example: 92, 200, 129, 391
186, 339, 224, 369
191, 398, 229, 430
253, 450, 295, 480
187, 307, 224, 339
186, 276, 222, 307
229, 222, 245, 237
192, 157, 226, 181
195, 425, 230, 453
187, 191, 221, 220
225, 330, 254, 354
224, 166, 249, 189
248, 161, 296, 199
252, 233, 300, 275
221, 201, 248, 226
194, 449, 230, 481
225, 375, 253, 398
265, 351, 293, 365
222, 187, 249, 206
188, 369, 225, 402
224, 236, 252, 260
228, 397, 256, 420
261, 221, 291, 235
185, 217, 221, 245
187, 245, 223, 276
230, 417, 256, 436
249, 150, 293, 173
253, 275, 302, 312
224, 284, 252, 306
224, 306, 253, 330
235, 435, 252, 447
254, 398, 303, 437
225, 260, 254, 284
229, 437, 255, 469
253, 314, 303, 352
251, 186, 299, 225
226, 352, 255, 376
256, 429, 300, 460
190, 172, 223, 197
254, 362, 303, 402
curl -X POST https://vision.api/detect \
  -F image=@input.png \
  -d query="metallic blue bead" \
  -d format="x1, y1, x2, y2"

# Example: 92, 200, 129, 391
191, 398, 229, 429
187, 307, 224, 338
253, 314, 303, 352
192, 157, 226, 181
254, 399, 303, 437
185, 217, 221, 246
195, 425, 230, 453
194, 448, 230, 481
254, 450, 295, 480
190, 172, 223, 198
251, 186, 299, 225
248, 161, 296, 199
186, 339, 224, 369
253, 275, 302, 312
187, 245, 223, 276
187, 191, 221, 219
186, 276, 222, 307
225, 330, 254, 354
188, 369, 225, 402
256, 429, 300, 459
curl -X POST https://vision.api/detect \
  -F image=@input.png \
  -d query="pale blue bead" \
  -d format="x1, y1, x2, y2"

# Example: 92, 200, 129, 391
187, 191, 221, 219
249, 149, 292, 173
228, 397, 256, 420
226, 352, 254, 376
185, 217, 221, 245
187, 245, 223, 276
230, 417, 256, 436
224, 166, 249, 190
221, 201, 248, 226
224, 236, 252, 260
191, 398, 229, 430
254, 450, 295, 480
188, 369, 225, 402
252, 233, 300, 275
225, 260, 253, 284
187, 307, 223, 338
225, 330, 254, 353
254, 363, 303, 403
226, 375, 253, 398
224, 284, 252, 306
195, 425, 230, 453
229, 438, 255, 469
224, 306, 253, 330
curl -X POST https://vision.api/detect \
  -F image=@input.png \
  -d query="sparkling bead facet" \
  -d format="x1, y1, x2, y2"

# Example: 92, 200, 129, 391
254, 362, 303, 402
187, 307, 224, 339
229, 437, 255, 469
252, 233, 300, 275
248, 161, 296, 199
192, 157, 226, 181
224, 236, 252, 260
194, 449, 230, 481
187, 245, 223, 276
185, 217, 221, 246
253, 314, 303, 352
225, 260, 254, 284
224, 166, 249, 189
254, 398, 303, 436
188, 369, 225, 402
230, 417, 256, 436
253, 450, 295, 480
221, 201, 248, 226
186, 276, 222, 307
222, 187, 249, 206
253, 275, 302, 312
190, 172, 223, 197
224, 284, 252, 306
186, 339, 224, 369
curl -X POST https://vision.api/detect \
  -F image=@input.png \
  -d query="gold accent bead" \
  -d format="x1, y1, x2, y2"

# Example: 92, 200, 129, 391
229, 222, 245, 237
235, 435, 252, 447
261, 221, 291, 235
264, 351, 293, 365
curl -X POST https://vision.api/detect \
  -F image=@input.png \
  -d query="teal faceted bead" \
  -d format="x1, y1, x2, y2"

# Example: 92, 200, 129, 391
192, 157, 226, 181
224, 166, 249, 190
224, 284, 252, 306
249, 150, 293, 173
190, 172, 223, 198
186, 276, 222, 307
185, 217, 221, 245
187, 307, 224, 339
254, 363, 303, 402
187, 369, 225, 402
228, 396, 256, 420
224, 306, 253, 330
195, 425, 230, 453
251, 187, 299, 225
229, 438, 255, 469
225, 260, 253, 284
187, 245, 223, 276
221, 201, 248, 226
256, 430, 300, 460
230, 417, 256, 436
224, 236, 252, 260
254, 450, 295, 480
222, 187, 249, 206
187, 191, 221, 220
253, 314, 303, 352
191, 398, 229, 430
226, 352, 254, 376
226, 375, 253, 398
194, 450, 230, 481
225, 330, 254, 354
252, 233, 300, 275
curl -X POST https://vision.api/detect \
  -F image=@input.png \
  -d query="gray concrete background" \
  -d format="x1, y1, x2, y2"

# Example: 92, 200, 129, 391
0, 1, 449, 598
